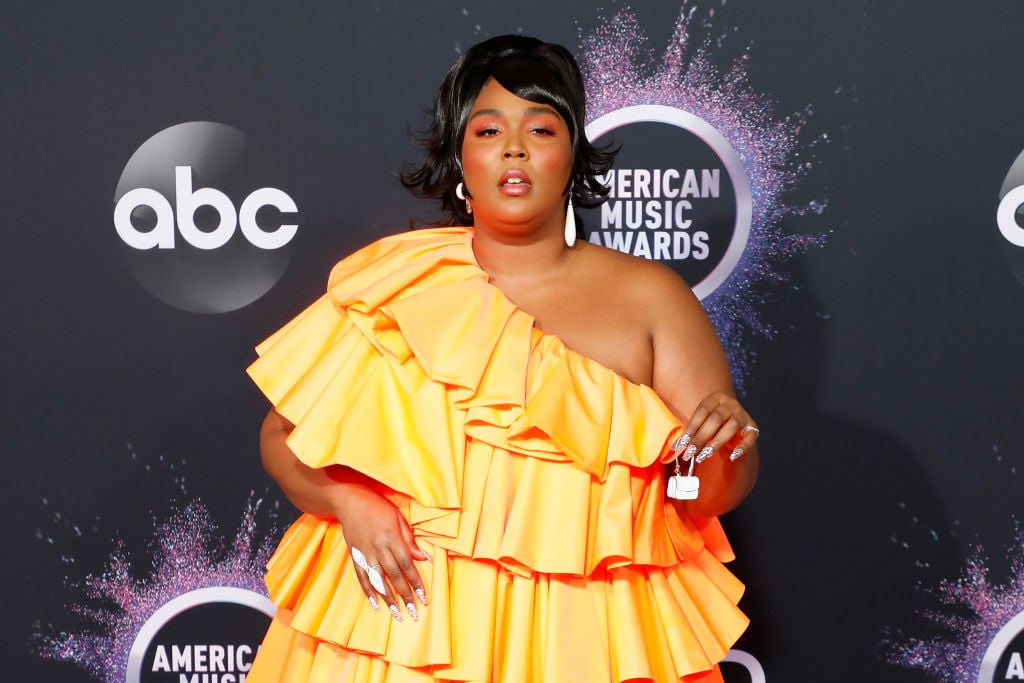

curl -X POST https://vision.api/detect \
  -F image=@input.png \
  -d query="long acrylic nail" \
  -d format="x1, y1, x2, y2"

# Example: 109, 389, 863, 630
415, 588, 430, 606
696, 445, 715, 463
730, 447, 744, 461
406, 602, 419, 622
389, 604, 403, 622
671, 433, 691, 452
683, 444, 697, 461
368, 595, 380, 612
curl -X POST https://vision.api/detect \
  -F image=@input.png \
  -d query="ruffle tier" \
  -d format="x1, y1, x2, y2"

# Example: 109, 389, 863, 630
246, 228, 747, 682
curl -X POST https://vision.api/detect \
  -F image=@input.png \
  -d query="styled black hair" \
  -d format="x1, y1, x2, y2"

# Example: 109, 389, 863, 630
401, 35, 617, 229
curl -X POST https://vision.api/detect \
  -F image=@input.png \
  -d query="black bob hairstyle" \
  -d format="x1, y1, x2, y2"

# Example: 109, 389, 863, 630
401, 35, 617, 230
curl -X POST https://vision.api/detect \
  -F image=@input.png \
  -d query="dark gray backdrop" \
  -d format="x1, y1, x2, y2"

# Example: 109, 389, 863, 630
5, 1, 1024, 680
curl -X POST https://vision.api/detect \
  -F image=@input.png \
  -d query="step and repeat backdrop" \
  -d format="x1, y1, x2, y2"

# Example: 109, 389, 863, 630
6, 1, 1024, 681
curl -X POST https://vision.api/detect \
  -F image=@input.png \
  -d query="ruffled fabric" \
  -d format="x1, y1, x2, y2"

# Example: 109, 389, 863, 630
246, 228, 747, 682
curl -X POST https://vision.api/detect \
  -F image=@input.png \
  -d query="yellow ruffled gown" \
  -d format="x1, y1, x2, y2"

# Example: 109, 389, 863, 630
245, 227, 748, 682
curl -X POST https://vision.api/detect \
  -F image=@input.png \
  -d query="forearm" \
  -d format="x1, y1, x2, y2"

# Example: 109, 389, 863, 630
260, 408, 374, 518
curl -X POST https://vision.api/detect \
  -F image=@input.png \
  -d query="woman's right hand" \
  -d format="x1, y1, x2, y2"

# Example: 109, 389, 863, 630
259, 408, 429, 621
333, 479, 431, 621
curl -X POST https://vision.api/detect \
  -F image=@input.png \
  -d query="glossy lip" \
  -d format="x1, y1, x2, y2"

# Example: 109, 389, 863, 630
498, 168, 531, 196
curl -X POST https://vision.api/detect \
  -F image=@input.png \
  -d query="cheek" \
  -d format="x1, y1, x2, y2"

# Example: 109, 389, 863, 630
459, 142, 489, 180
537, 144, 573, 184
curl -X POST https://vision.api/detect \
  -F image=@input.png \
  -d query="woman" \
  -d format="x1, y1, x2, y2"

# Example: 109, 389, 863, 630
247, 35, 758, 682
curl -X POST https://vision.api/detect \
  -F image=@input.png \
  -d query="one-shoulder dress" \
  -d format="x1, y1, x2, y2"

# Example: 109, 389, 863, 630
245, 227, 748, 683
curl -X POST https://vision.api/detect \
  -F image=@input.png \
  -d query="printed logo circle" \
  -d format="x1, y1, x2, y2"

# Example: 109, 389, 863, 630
721, 648, 767, 683
114, 121, 298, 313
584, 105, 751, 300
979, 610, 1024, 682
126, 586, 274, 683
997, 148, 1024, 288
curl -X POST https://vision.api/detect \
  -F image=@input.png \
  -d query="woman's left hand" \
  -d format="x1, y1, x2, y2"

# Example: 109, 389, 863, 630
678, 390, 759, 464
666, 390, 759, 516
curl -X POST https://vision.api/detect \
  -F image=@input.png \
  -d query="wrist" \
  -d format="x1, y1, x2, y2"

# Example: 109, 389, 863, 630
327, 468, 391, 521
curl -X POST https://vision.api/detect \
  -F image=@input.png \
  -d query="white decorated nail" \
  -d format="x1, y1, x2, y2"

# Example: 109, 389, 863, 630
671, 433, 691, 452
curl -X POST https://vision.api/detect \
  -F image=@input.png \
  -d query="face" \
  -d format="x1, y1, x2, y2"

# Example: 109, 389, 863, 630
460, 78, 573, 236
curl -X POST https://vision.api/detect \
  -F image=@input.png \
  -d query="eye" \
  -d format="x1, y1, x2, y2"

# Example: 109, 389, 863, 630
473, 125, 501, 137
527, 115, 563, 135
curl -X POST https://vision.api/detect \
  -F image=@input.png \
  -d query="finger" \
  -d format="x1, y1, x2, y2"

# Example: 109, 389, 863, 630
351, 559, 381, 613
689, 406, 733, 462
350, 547, 386, 613
729, 423, 760, 461
376, 539, 420, 621
372, 558, 405, 622
740, 423, 761, 441
709, 406, 747, 448
693, 398, 752, 463
683, 393, 731, 447
698, 413, 747, 462
357, 543, 404, 621
398, 519, 430, 606
402, 527, 431, 561
728, 435, 756, 460
683, 395, 718, 438
679, 403, 711, 461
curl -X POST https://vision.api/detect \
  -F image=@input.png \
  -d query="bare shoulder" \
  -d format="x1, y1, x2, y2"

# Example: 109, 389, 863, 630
574, 241, 707, 323
577, 241, 731, 399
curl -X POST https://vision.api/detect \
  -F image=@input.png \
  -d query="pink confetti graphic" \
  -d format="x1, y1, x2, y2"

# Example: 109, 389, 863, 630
31, 453, 281, 681
883, 526, 1024, 682
580, 6, 828, 387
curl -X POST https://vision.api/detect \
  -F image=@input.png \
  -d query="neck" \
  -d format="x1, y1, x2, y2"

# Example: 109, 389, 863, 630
470, 222, 572, 286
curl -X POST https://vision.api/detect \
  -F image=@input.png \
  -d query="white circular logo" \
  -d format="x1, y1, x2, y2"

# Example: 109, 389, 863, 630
722, 648, 767, 683
114, 121, 298, 313
978, 610, 1024, 682
585, 105, 752, 300
126, 586, 275, 683
996, 147, 1024, 289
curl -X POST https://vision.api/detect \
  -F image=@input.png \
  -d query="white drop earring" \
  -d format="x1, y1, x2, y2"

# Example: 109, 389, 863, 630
564, 184, 576, 247
455, 182, 471, 215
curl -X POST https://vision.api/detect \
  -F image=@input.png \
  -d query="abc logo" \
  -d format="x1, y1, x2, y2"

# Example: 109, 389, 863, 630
113, 121, 298, 313
115, 166, 296, 251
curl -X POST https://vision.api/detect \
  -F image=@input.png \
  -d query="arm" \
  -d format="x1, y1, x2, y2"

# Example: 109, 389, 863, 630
260, 408, 355, 517
646, 267, 759, 517
260, 408, 430, 620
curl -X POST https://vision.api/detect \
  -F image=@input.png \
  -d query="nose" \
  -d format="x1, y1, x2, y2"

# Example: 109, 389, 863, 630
502, 131, 528, 159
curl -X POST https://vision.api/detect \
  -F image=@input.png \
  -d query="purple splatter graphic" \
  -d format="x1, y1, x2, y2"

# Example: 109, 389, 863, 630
31, 452, 281, 681
580, 6, 827, 387
883, 525, 1024, 682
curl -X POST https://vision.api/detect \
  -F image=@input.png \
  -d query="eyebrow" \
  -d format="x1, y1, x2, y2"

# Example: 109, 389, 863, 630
468, 105, 560, 120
